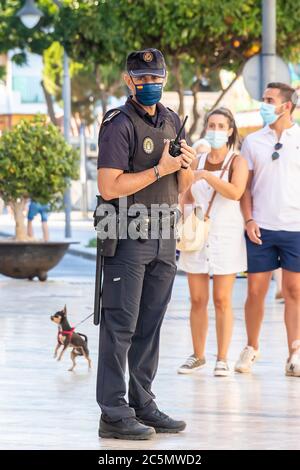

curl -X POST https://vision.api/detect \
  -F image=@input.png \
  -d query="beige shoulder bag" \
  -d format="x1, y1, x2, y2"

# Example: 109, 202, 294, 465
176, 153, 236, 252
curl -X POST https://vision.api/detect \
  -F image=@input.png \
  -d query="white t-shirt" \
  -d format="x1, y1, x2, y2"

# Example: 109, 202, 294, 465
241, 123, 300, 231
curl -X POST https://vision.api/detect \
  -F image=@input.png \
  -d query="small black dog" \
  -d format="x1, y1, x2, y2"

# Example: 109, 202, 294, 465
50, 305, 92, 372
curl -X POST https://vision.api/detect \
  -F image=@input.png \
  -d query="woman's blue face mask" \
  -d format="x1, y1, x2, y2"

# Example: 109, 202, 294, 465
204, 130, 229, 149
132, 80, 163, 106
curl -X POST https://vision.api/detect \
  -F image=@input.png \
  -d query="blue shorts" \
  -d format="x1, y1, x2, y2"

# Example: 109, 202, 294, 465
246, 228, 300, 273
27, 202, 49, 222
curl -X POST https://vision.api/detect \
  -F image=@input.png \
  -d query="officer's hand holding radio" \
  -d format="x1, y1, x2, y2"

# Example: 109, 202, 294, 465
167, 115, 196, 170
157, 140, 183, 176
179, 139, 196, 169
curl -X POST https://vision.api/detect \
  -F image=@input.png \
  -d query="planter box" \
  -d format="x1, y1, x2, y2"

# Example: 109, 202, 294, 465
0, 241, 79, 281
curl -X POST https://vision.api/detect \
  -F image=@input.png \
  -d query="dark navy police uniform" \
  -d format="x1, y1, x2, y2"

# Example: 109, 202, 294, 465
96, 54, 186, 424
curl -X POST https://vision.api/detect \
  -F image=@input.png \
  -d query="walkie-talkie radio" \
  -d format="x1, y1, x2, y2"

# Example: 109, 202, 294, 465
169, 115, 188, 157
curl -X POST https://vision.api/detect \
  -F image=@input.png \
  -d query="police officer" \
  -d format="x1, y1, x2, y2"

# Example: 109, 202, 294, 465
96, 48, 195, 440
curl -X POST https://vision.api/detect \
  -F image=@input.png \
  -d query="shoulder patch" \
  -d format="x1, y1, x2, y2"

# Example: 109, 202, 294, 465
102, 110, 121, 125
166, 106, 176, 115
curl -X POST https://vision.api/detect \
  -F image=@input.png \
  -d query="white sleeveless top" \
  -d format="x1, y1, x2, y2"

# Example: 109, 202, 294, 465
178, 150, 247, 275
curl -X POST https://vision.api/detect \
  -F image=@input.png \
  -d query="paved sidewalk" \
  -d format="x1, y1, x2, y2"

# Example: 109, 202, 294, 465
0, 254, 299, 450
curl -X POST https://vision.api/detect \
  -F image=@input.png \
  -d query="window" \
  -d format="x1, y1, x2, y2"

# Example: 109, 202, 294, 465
12, 76, 45, 104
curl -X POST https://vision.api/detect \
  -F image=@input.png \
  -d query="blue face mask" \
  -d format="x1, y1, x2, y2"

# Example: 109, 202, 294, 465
204, 130, 229, 149
260, 102, 286, 126
134, 82, 163, 106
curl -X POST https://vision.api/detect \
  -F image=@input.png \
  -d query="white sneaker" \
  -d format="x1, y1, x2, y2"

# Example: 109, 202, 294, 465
235, 346, 260, 373
177, 354, 206, 374
214, 360, 230, 377
286, 342, 300, 377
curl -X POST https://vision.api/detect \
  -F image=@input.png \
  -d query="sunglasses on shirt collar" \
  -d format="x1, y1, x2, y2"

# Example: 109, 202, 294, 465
272, 142, 283, 161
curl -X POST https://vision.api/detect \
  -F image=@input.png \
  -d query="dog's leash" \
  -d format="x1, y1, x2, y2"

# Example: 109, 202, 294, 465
73, 312, 94, 329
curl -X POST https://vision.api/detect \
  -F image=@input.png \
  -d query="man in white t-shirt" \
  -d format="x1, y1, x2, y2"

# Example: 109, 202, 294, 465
234, 82, 300, 377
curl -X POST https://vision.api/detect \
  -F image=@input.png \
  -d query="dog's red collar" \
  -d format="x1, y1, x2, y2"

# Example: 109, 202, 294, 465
57, 328, 75, 342
61, 328, 75, 336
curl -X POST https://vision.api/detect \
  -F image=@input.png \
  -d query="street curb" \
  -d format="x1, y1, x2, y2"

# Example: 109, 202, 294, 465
68, 248, 96, 261
0, 231, 11, 237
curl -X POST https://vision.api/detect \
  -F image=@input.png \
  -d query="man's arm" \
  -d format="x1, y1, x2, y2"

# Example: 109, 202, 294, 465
98, 140, 182, 200
238, 137, 261, 244
240, 170, 254, 221
240, 170, 262, 245
98, 167, 161, 200
97, 112, 195, 200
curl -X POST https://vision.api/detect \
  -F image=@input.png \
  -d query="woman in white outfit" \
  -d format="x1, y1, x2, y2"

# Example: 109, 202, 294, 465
177, 107, 248, 376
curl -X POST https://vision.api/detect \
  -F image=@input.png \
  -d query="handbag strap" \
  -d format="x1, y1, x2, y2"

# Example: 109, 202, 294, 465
204, 153, 237, 220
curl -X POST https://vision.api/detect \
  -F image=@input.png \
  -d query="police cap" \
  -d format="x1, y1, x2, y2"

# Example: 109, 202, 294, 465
126, 48, 166, 78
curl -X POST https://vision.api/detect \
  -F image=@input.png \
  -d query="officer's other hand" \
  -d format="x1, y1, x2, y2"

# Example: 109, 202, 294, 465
158, 140, 182, 176
179, 140, 196, 169
246, 220, 262, 245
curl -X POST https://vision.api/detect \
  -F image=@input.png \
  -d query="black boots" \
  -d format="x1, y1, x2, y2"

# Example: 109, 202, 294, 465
99, 410, 186, 440
99, 416, 155, 440
137, 409, 186, 433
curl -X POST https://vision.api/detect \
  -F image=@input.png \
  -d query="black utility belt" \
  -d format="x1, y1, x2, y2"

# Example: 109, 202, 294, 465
94, 212, 177, 230
126, 212, 177, 226
97, 213, 177, 237
95, 213, 177, 257
121, 214, 177, 240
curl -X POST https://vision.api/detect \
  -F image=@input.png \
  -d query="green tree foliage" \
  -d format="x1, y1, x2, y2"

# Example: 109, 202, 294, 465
0, 0, 57, 60
43, 42, 124, 124
53, 0, 127, 118
1, 0, 300, 128
0, 116, 79, 239
51, 0, 300, 124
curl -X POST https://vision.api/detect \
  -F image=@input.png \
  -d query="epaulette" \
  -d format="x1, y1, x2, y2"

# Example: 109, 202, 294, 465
166, 106, 175, 114
102, 109, 121, 126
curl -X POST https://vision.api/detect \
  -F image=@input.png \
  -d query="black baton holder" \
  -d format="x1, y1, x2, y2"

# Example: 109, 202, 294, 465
93, 196, 119, 326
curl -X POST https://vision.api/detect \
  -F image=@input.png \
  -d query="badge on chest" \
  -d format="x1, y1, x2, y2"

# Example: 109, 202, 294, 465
143, 137, 155, 154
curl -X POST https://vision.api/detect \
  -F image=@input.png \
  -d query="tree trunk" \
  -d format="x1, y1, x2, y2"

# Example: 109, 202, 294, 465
95, 65, 109, 119
100, 93, 108, 117
171, 58, 185, 118
109, 78, 123, 96
10, 198, 27, 241
41, 80, 58, 126
207, 68, 243, 112
188, 79, 201, 139
193, 67, 243, 141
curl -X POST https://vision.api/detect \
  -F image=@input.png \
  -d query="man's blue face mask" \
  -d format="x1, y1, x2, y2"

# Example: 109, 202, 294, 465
260, 101, 288, 126
132, 79, 163, 106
